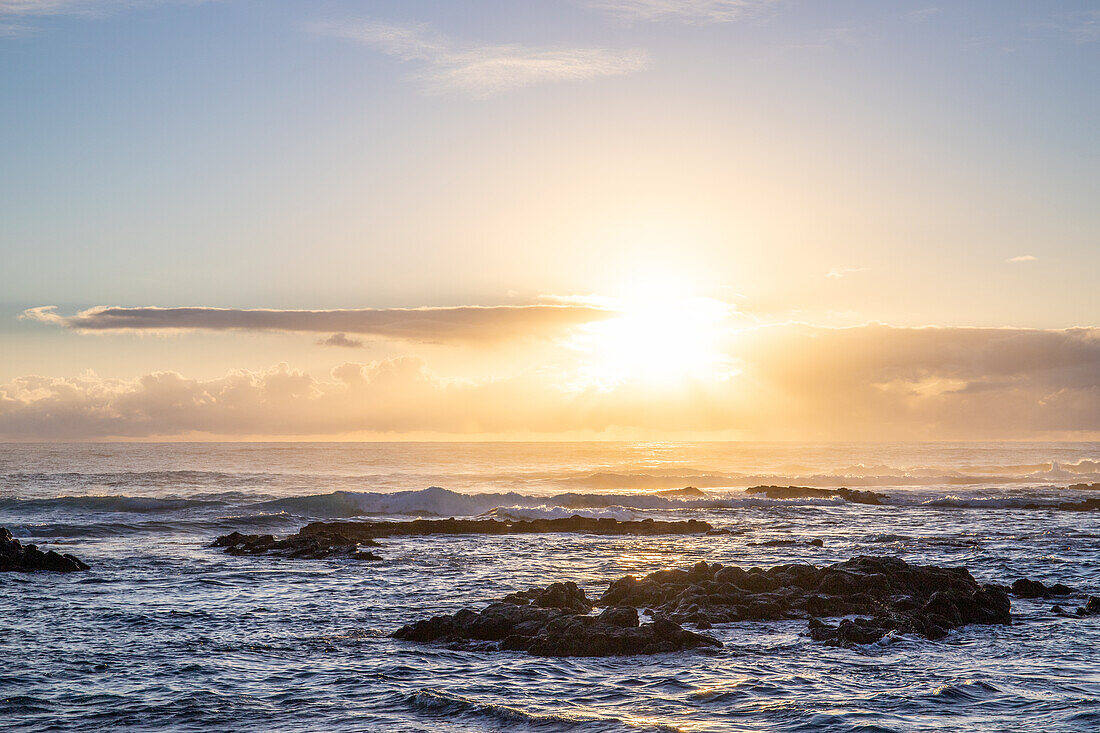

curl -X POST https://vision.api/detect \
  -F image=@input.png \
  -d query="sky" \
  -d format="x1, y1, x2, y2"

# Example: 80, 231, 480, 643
0, 0, 1098, 440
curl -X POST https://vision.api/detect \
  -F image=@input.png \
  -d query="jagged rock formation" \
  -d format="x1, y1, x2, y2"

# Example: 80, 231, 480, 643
1, 528, 90, 572
393, 581, 720, 657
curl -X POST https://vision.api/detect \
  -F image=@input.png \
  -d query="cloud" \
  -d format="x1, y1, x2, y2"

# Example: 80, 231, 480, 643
586, 0, 778, 23
22, 304, 614, 344
0, 0, 210, 34
309, 20, 648, 97
825, 266, 869, 279
1049, 9, 1100, 43
905, 7, 942, 23
1007, 255, 1037, 263
2, 325, 1097, 440
317, 333, 364, 349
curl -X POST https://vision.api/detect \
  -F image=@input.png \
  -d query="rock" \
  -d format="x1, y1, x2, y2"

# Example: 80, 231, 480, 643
655, 486, 707, 498
0, 528, 90, 572
298, 516, 712, 542
600, 555, 1011, 647
808, 539, 825, 547
393, 585, 720, 657
1076, 596, 1100, 616
502, 581, 592, 613
211, 531, 381, 561
597, 606, 639, 628
1010, 578, 1076, 599
745, 486, 887, 505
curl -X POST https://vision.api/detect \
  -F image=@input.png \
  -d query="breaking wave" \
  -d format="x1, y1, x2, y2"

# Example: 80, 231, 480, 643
6, 484, 1100, 527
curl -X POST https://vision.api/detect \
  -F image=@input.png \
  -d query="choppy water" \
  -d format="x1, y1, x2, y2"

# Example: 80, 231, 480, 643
2, 442, 1100, 732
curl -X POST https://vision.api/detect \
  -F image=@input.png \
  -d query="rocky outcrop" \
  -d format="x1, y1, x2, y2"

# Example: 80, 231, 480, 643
393, 582, 720, 657
600, 556, 1011, 646
298, 516, 712, 542
1, 528, 89, 572
392, 556, 1026, 653
211, 531, 381, 561
745, 486, 887, 505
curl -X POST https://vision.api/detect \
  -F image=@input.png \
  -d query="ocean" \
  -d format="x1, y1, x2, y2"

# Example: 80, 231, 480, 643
2, 441, 1099, 732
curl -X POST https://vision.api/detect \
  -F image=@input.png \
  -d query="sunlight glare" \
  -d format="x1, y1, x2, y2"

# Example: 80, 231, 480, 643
570, 277, 737, 389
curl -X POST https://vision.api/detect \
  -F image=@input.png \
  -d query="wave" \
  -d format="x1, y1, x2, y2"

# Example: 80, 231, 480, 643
5, 483, 1100, 526
559, 462, 1100, 491
0, 495, 228, 513
407, 688, 683, 732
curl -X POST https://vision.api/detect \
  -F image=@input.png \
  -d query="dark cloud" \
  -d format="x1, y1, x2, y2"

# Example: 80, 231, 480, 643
22, 304, 612, 344
317, 333, 364, 348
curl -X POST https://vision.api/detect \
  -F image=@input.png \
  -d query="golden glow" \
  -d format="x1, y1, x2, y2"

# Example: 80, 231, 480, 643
569, 276, 737, 389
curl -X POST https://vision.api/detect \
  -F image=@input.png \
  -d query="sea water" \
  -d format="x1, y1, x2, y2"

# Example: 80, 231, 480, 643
2, 442, 1099, 732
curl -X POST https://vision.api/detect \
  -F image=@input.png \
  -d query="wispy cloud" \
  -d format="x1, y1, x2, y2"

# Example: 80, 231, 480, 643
587, 0, 779, 23
1008, 255, 1037, 263
0, 0, 211, 35
309, 20, 648, 97
22, 304, 614, 344
1048, 9, 1100, 43
825, 266, 869, 279
904, 7, 942, 24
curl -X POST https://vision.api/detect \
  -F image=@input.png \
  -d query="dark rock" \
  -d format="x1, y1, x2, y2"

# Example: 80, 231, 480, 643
597, 606, 639, 628
211, 531, 381, 561
599, 555, 1011, 646
808, 539, 825, 547
0, 528, 89, 572
393, 583, 719, 657
502, 581, 592, 612
1010, 578, 1076, 599
1076, 596, 1100, 616
299, 516, 712, 541
655, 486, 707, 498
745, 486, 887, 505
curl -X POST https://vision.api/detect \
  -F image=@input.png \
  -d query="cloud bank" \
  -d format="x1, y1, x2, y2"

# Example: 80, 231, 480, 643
310, 20, 648, 96
3, 324, 1097, 440
23, 304, 612, 344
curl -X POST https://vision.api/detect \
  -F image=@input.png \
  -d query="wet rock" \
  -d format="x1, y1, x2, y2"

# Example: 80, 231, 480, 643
212, 531, 381, 561
502, 581, 592, 612
597, 606, 639, 628
600, 556, 1011, 647
1009, 578, 1076, 599
1076, 596, 1100, 616
808, 539, 825, 547
655, 486, 707, 498
745, 486, 888, 505
0, 527, 89, 572
393, 587, 719, 657
299, 516, 712, 542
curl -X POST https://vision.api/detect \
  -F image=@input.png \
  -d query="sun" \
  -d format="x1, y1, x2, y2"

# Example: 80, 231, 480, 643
569, 286, 737, 389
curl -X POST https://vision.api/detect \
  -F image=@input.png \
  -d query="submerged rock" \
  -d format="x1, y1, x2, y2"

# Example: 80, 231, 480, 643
1, 528, 89, 572
600, 556, 1011, 646
1009, 578, 1076, 599
212, 531, 381, 561
393, 582, 720, 657
298, 516, 712, 542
